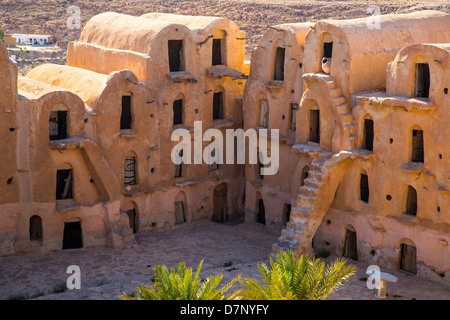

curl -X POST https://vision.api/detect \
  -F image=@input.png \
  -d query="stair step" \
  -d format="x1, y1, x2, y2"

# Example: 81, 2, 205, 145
299, 185, 318, 196
290, 206, 311, 216
287, 221, 308, 231
296, 194, 315, 208
304, 177, 322, 189
329, 87, 342, 98
272, 242, 288, 254
335, 103, 351, 115
308, 170, 325, 181
332, 96, 347, 106
340, 112, 353, 123
278, 237, 298, 249
281, 228, 303, 240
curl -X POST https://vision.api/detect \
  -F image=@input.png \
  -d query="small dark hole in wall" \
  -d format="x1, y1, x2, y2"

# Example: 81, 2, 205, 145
438, 271, 445, 278
370, 250, 376, 256
386, 195, 392, 201
90, 178, 94, 183
326, 220, 331, 225
291, 90, 294, 94
9, 128, 15, 132
282, 115, 285, 120
84, 118, 88, 123
152, 223, 156, 228
299, 63, 302, 68
437, 206, 441, 213
195, 109, 199, 114
150, 114, 154, 118
439, 154, 443, 160
151, 168, 155, 173
323, 241, 330, 246
444, 88, 448, 95
389, 138, 393, 144
7, 177, 13, 185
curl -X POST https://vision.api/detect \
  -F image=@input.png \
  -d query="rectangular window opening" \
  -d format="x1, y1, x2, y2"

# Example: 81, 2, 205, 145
363, 119, 374, 151
412, 129, 424, 163
168, 40, 184, 72
212, 38, 223, 66
49, 111, 67, 140
56, 169, 73, 200
360, 173, 369, 203
173, 99, 183, 125
290, 103, 298, 131
124, 157, 137, 186
323, 42, 333, 59
213, 92, 224, 120
120, 95, 132, 130
273, 47, 285, 81
259, 99, 269, 128
309, 109, 320, 143
415, 63, 430, 98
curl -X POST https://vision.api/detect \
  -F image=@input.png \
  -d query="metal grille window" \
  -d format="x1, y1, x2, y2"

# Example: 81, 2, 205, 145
124, 156, 136, 186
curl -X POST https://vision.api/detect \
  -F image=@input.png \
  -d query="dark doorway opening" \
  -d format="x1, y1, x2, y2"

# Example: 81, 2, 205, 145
309, 109, 320, 143
56, 169, 73, 200
168, 40, 184, 72
415, 63, 430, 98
173, 99, 183, 125
405, 185, 417, 216
212, 39, 223, 66
360, 173, 369, 203
282, 204, 291, 228
120, 95, 132, 130
126, 209, 137, 233
257, 199, 266, 225
363, 119, 374, 151
29, 215, 43, 242
49, 111, 67, 140
273, 47, 285, 81
300, 165, 310, 187
412, 129, 424, 163
213, 91, 224, 120
212, 183, 227, 223
323, 42, 333, 59
343, 229, 357, 261
62, 221, 83, 249
174, 201, 186, 225
175, 149, 183, 178
399, 243, 417, 274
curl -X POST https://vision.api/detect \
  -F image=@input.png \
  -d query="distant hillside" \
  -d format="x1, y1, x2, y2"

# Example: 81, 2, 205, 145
1, 0, 449, 67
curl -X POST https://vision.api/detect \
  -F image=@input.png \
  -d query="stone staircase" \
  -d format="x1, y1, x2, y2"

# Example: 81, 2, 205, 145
272, 151, 351, 258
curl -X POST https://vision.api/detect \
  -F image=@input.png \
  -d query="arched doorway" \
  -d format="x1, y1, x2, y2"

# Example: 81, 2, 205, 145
212, 183, 228, 223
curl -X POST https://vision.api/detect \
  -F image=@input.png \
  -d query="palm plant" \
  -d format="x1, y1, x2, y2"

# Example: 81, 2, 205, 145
240, 250, 356, 300
120, 260, 241, 300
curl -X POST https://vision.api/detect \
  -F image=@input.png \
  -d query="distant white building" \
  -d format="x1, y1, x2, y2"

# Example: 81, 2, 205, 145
12, 34, 54, 45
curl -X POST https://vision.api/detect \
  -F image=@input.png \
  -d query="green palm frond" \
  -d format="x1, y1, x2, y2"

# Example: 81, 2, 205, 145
120, 259, 241, 300
240, 250, 356, 300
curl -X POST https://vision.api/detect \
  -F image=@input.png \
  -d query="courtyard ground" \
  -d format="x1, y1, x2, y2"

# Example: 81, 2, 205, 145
0, 220, 448, 300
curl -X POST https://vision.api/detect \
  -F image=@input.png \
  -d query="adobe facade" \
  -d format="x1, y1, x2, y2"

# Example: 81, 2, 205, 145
0, 10, 449, 285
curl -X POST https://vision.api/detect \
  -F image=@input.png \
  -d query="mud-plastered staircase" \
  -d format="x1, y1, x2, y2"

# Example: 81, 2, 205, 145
272, 151, 351, 258
304, 73, 357, 150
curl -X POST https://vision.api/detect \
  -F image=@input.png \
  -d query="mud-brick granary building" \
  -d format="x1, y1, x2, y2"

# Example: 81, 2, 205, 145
243, 10, 450, 284
0, 10, 449, 285
0, 12, 248, 255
